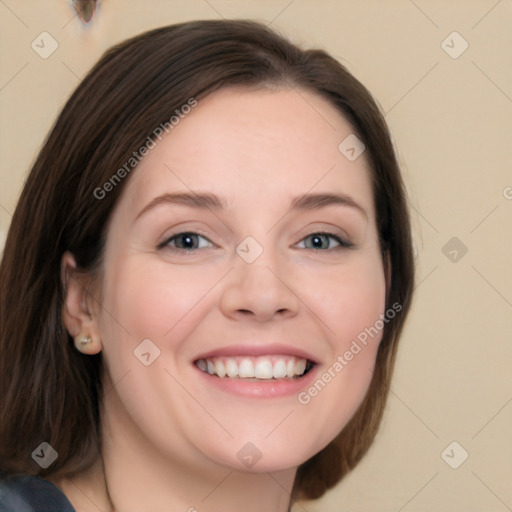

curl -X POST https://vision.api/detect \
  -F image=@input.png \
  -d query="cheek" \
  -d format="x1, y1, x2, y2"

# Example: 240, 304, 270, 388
96, 257, 223, 395
292, 253, 386, 445
100, 258, 217, 342
95, 258, 224, 453
306, 253, 387, 351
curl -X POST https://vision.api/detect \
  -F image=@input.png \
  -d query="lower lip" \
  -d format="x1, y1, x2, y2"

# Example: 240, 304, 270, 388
194, 364, 320, 398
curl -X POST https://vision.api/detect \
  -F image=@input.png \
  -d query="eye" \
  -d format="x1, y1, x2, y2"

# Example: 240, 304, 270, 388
296, 232, 353, 250
158, 232, 214, 251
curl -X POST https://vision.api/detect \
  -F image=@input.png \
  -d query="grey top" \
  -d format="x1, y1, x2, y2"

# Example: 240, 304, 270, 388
0, 475, 76, 512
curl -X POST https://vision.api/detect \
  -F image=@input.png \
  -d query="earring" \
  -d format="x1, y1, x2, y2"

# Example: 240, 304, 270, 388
74, 335, 92, 352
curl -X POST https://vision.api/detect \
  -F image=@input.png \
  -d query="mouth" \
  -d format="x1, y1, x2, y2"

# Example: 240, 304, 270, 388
194, 355, 315, 381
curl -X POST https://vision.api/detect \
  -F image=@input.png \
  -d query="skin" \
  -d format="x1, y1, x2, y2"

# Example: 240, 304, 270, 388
58, 87, 387, 512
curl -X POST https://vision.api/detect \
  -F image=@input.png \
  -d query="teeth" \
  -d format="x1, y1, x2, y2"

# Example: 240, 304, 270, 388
214, 359, 226, 378
273, 359, 287, 379
195, 355, 312, 380
286, 358, 295, 378
255, 358, 273, 379
225, 358, 238, 378
239, 358, 255, 378
295, 358, 306, 375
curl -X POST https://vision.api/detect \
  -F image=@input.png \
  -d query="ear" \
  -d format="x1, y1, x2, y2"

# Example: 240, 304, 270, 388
61, 251, 102, 355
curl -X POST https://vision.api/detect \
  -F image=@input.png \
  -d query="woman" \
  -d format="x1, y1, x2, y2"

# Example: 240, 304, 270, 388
0, 19, 414, 512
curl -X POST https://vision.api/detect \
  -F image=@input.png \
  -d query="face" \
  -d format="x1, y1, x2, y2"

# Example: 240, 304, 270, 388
89, 87, 386, 473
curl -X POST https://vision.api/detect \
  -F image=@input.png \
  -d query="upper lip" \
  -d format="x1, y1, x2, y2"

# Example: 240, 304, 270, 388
193, 343, 320, 364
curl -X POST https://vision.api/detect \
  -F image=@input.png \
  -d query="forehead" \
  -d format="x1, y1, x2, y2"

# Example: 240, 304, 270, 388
120, 87, 375, 220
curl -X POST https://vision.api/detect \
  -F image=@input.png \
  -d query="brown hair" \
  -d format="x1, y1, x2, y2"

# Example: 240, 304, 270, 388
0, 19, 414, 501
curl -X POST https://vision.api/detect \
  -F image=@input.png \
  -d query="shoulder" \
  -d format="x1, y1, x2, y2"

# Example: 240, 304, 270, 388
0, 475, 76, 512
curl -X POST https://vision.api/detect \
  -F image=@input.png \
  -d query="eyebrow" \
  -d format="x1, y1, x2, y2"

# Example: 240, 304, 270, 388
289, 192, 367, 219
135, 191, 367, 220
135, 192, 227, 220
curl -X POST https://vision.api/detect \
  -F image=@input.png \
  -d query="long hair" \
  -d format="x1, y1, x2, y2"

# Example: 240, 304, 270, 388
0, 19, 414, 500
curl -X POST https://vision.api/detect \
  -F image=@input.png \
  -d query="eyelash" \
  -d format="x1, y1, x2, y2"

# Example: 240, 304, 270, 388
158, 231, 353, 252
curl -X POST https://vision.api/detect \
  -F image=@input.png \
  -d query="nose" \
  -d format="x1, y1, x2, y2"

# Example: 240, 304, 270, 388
219, 253, 300, 322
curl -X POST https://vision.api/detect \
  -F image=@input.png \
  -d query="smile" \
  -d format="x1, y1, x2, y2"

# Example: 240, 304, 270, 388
195, 355, 314, 380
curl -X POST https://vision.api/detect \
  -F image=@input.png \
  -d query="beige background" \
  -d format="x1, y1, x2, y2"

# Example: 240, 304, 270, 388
1, 1, 511, 511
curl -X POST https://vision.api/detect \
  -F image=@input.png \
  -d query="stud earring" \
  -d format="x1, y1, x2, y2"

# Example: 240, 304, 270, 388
74, 335, 92, 352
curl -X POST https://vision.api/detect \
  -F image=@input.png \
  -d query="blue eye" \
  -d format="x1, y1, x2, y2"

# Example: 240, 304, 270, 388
159, 232, 213, 251
158, 231, 352, 253
298, 232, 352, 250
